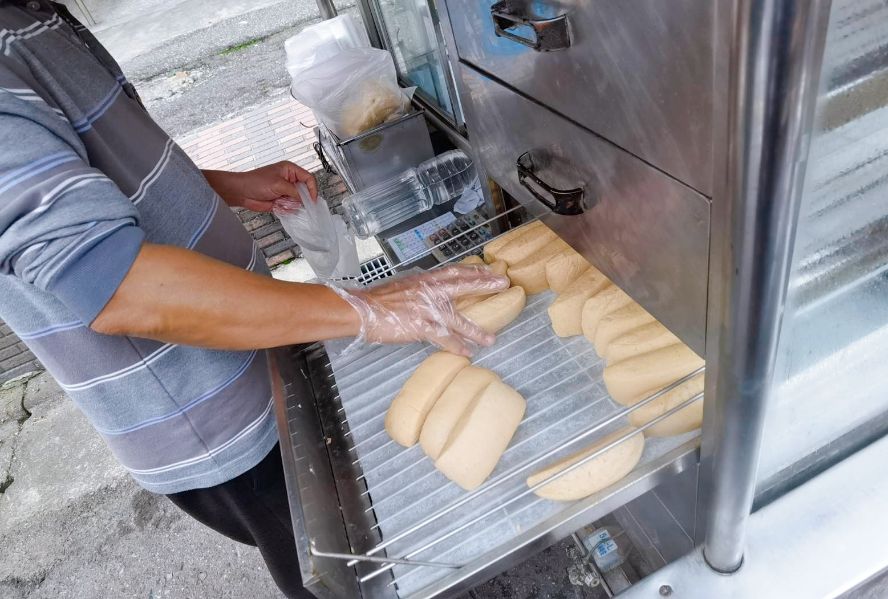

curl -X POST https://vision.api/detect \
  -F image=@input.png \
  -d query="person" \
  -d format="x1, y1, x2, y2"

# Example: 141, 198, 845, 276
0, 2, 507, 597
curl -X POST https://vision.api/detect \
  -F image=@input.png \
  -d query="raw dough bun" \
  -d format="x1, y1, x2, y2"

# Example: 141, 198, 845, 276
461, 286, 526, 333
385, 352, 469, 446
491, 223, 557, 266
506, 238, 571, 294
545, 250, 590, 293
420, 366, 500, 459
488, 259, 508, 278
483, 221, 545, 263
460, 255, 485, 266
605, 321, 681, 365
603, 343, 704, 406
435, 380, 526, 490
547, 267, 611, 337
339, 81, 405, 138
629, 374, 704, 437
581, 285, 634, 343
594, 302, 657, 357
455, 259, 511, 311
527, 427, 644, 501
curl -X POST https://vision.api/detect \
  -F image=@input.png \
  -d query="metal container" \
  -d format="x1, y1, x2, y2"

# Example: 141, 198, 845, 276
316, 110, 435, 192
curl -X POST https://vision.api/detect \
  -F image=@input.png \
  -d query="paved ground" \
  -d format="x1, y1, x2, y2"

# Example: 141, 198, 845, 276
0, 372, 285, 598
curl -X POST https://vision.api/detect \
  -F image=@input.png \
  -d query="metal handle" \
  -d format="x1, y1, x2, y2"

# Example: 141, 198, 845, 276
516, 152, 585, 215
490, 1, 570, 52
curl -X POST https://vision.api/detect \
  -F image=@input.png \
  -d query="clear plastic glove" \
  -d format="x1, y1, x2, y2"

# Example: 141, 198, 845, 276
328, 265, 510, 356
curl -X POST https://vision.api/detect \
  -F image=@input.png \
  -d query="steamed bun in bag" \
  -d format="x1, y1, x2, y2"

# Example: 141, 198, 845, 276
339, 81, 407, 138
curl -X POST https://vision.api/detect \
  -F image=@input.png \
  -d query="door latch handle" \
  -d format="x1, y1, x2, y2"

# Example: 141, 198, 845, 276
516, 152, 585, 215
490, 1, 571, 52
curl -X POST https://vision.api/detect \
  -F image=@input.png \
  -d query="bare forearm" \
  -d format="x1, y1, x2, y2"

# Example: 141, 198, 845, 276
92, 243, 360, 350
201, 170, 239, 205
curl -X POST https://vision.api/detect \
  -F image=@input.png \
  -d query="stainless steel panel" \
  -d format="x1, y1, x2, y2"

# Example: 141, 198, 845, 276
460, 66, 710, 354
614, 466, 698, 576
446, 0, 713, 195
626, 431, 888, 598
269, 347, 363, 599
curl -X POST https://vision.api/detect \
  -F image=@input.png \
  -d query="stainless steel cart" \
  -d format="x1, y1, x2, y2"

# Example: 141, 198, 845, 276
273, 0, 888, 596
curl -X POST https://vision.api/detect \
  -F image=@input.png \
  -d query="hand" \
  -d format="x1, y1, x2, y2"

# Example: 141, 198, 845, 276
203, 161, 318, 212
329, 265, 510, 356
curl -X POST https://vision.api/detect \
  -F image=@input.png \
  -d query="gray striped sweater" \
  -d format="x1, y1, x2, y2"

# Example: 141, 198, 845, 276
0, 1, 277, 493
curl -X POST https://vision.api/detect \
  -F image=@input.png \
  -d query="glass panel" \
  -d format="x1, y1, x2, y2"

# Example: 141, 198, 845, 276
373, 0, 457, 118
757, 0, 888, 491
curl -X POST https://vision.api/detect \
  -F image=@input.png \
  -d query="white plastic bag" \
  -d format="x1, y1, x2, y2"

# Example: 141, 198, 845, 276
273, 183, 359, 279
284, 14, 370, 75
287, 46, 413, 139
333, 215, 361, 279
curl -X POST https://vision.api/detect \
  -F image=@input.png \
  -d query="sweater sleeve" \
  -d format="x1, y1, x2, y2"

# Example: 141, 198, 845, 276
0, 84, 145, 324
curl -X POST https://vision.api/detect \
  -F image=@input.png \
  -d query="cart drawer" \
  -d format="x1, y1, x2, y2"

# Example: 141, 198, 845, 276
446, 0, 713, 196
461, 66, 709, 353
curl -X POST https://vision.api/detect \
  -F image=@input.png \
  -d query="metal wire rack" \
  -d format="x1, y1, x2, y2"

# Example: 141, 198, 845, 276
298, 216, 703, 597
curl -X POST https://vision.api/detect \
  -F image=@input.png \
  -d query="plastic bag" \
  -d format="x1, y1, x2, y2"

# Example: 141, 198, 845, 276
273, 183, 359, 280
332, 216, 361, 279
284, 14, 370, 75
287, 46, 413, 139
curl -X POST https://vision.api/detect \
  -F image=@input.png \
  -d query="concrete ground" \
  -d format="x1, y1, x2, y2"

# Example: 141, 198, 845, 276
0, 372, 285, 598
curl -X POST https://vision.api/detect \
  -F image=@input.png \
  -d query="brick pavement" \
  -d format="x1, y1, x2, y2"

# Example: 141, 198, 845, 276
0, 94, 350, 381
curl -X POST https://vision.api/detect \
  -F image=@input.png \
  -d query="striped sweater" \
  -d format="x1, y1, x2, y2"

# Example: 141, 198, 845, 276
0, 2, 277, 493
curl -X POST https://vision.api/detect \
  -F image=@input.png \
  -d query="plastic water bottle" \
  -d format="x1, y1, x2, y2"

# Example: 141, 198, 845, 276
416, 150, 476, 206
342, 151, 476, 238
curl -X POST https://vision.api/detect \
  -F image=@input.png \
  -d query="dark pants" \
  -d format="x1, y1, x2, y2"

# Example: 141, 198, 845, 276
166, 445, 313, 598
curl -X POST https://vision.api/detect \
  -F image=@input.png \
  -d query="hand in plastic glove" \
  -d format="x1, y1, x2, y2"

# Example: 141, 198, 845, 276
202, 161, 318, 212
330, 265, 510, 356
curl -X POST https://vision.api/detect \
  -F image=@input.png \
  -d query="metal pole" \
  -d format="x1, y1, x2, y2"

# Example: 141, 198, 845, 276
702, 0, 832, 574
315, 0, 337, 20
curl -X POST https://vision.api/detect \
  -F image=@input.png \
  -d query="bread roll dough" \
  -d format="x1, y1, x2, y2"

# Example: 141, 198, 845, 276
547, 267, 611, 337
506, 238, 571, 294
454, 259, 512, 311
545, 250, 590, 293
603, 343, 704, 406
594, 302, 657, 357
385, 352, 469, 446
488, 260, 508, 277
420, 366, 500, 459
492, 224, 557, 267
461, 286, 526, 333
581, 285, 634, 343
460, 255, 484, 266
605, 321, 681, 365
483, 221, 544, 264
629, 374, 704, 437
527, 427, 644, 501
435, 380, 526, 490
